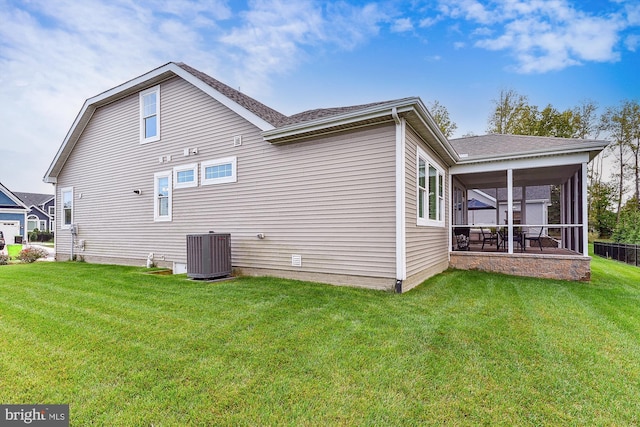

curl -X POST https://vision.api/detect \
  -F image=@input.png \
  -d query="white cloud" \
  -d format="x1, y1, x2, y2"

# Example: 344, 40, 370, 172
442, 0, 493, 25
219, 0, 389, 94
391, 18, 413, 33
443, 0, 631, 73
419, 15, 442, 28
0, 0, 391, 192
625, 34, 640, 51
219, 0, 325, 92
0, 0, 230, 192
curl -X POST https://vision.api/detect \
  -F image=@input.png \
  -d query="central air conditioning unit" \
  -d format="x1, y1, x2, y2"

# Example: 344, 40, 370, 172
186, 233, 231, 279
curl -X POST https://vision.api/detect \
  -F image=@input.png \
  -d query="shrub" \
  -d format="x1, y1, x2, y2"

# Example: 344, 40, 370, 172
18, 247, 49, 263
28, 230, 54, 242
612, 206, 640, 245
0, 253, 8, 265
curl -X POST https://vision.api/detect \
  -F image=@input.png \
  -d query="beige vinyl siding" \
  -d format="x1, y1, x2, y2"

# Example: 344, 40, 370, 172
56, 77, 397, 283
404, 125, 450, 288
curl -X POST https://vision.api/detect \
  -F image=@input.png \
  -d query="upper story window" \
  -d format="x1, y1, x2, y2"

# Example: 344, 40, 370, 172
417, 148, 445, 227
201, 156, 237, 185
154, 171, 172, 221
140, 86, 160, 143
173, 163, 198, 189
61, 187, 73, 229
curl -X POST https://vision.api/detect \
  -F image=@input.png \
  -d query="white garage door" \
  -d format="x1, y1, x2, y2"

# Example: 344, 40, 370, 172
0, 221, 21, 244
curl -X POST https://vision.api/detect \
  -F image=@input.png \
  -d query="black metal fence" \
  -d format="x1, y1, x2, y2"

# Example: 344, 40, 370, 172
594, 241, 640, 267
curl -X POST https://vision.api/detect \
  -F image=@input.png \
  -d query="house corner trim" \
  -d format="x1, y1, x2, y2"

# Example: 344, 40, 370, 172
394, 108, 407, 282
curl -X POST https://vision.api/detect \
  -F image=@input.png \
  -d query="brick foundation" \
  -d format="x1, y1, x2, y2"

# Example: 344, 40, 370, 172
449, 251, 591, 281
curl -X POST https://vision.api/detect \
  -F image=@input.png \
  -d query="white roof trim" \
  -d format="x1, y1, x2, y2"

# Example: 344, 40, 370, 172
0, 183, 29, 210
454, 140, 608, 165
450, 151, 591, 175
263, 97, 460, 163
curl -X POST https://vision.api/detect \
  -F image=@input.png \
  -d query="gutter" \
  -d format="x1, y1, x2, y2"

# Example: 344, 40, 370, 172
455, 141, 609, 165
263, 98, 460, 163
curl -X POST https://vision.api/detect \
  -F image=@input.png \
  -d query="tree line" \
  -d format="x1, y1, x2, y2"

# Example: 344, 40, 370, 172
431, 89, 640, 243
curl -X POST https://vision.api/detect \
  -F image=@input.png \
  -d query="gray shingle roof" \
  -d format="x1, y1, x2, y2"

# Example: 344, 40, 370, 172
450, 134, 604, 158
176, 65, 606, 161
176, 63, 412, 129
279, 99, 415, 126
175, 62, 289, 127
14, 192, 53, 208
480, 186, 551, 200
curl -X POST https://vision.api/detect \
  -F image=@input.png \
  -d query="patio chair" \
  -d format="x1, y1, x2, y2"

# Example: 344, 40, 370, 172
498, 228, 524, 252
525, 227, 544, 251
480, 227, 498, 250
453, 227, 470, 251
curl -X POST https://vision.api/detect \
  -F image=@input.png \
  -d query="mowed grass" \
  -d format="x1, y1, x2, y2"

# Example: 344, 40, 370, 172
0, 254, 639, 425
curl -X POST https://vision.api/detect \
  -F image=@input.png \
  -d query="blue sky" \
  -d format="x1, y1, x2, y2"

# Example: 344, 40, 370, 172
1, 0, 639, 193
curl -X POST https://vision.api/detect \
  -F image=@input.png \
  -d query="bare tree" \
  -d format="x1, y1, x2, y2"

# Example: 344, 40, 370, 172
600, 101, 636, 218
573, 100, 599, 139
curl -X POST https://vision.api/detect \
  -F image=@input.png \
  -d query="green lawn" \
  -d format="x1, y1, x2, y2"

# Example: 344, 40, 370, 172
0, 254, 639, 425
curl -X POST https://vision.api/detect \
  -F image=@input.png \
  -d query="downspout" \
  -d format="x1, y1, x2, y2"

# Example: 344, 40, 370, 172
581, 162, 588, 256
393, 107, 406, 293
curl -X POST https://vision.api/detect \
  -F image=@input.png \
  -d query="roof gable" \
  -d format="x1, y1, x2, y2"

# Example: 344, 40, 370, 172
44, 62, 285, 183
0, 183, 29, 210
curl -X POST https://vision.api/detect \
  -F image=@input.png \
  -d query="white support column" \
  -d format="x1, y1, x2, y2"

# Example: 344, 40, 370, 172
573, 171, 580, 252
582, 162, 588, 256
560, 182, 566, 249
495, 187, 499, 225
507, 169, 514, 254
449, 174, 453, 250
521, 185, 527, 226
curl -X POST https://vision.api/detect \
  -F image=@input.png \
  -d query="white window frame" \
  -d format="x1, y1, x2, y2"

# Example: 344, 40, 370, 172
27, 215, 39, 232
154, 171, 172, 222
201, 156, 237, 186
417, 147, 445, 227
60, 187, 73, 229
173, 163, 198, 189
48, 206, 55, 218
140, 85, 160, 144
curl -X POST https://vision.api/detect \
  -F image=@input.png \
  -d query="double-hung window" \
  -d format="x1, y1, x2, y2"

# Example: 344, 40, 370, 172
140, 86, 160, 143
61, 187, 73, 229
201, 157, 237, 185
154, 171, 172, 221
417, 148, 445, 226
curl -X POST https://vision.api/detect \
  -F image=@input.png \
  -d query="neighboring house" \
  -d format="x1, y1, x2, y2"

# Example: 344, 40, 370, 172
14, 192, 55, 233
0, 183, 28, 244
466, 186, 551, 230
44, 62, 609, 291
